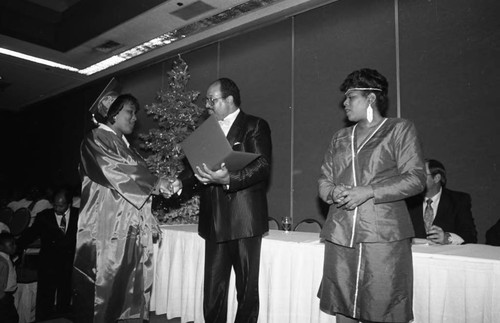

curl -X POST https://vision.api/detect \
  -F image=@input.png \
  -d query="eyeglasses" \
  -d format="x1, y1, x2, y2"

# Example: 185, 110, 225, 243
204, 96, 225, 106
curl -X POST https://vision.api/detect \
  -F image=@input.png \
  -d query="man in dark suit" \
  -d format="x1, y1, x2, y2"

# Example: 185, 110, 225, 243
169, 78, 272, 323
17, 187, 79, 321
407, 159, 477, 244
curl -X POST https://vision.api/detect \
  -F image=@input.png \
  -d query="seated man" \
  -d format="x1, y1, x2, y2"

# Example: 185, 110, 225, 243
406, 159, 477, 244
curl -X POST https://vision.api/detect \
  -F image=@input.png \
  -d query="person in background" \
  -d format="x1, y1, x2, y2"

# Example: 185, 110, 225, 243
0, 189, 12, 233
17, 187, 79, 321
73, 93, 171, 323
0, 232, 18, 323
317, 68, 425, 323
406, 159, 477, 244
6, 187, 28, 211
28, 186, 53, 226
8, 186, 52, 226
168, 78, 272, 323
486, 217, 500, 246
0, 223, 9, 234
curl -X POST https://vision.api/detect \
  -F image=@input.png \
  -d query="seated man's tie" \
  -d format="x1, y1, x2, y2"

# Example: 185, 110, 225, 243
424, 198, 434, 234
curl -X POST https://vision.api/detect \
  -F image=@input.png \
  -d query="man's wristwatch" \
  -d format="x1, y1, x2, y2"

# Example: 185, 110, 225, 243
444, 232, 452, 245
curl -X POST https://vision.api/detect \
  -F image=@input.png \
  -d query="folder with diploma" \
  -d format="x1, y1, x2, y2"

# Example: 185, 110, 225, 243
181, 115, 260, 173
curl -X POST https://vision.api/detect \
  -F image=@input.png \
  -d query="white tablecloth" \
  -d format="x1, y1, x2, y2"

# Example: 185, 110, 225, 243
152, 225, 500, 323
412, 243, 500, 323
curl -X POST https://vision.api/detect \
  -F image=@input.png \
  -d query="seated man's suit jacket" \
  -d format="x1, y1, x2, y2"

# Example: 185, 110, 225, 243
406, 188, 477, 243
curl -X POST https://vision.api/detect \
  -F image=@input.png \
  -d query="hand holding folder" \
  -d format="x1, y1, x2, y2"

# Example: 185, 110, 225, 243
180, 115, 260, 174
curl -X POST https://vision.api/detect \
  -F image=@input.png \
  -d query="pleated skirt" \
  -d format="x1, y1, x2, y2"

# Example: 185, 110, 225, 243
318, 239, 413, 322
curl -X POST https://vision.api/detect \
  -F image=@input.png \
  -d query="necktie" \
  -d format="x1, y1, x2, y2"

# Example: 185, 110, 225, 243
60, 214, 66, 233
423, 198, 434, 234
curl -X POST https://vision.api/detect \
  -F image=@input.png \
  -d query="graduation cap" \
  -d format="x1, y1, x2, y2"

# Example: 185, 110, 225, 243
89, 77, 121, 121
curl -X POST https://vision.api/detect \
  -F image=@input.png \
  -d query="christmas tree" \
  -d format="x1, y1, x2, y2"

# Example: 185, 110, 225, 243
140, 56, 204, 224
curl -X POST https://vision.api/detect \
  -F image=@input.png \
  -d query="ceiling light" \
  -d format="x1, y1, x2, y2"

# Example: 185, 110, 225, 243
0, 48, 79, 72
0, 0, 283, 76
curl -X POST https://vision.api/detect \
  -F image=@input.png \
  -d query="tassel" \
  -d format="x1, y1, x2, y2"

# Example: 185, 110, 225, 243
367, 104, 373, 123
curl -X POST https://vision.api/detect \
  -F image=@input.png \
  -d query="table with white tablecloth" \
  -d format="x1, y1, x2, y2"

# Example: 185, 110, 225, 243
411, 243, 500, 322
151, 224, 500, 323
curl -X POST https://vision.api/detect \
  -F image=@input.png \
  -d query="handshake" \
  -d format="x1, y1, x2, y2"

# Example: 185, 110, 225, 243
158, 177, 182, 199
155, 162, 230, 199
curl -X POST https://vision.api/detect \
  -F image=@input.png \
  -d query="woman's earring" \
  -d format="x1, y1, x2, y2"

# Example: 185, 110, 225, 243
367, 103, 373, 123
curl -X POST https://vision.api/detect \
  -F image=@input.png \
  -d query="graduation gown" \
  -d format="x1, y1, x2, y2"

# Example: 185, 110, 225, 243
73, 125, 159, 323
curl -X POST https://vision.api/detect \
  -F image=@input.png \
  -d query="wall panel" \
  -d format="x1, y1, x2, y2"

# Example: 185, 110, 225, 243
293, 0, 397, 223
219, 20, 293, 221
399, 0, 500, 242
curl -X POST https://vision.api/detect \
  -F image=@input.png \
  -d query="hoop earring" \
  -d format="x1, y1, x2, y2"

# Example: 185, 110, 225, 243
367, 104, 373, 123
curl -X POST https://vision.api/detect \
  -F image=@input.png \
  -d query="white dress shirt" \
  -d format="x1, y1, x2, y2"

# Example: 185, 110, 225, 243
218, 109, 240, 190
218, 108, 240, 136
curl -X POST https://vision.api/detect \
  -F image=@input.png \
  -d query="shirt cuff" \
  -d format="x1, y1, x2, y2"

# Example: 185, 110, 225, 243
447, 232, 464, 245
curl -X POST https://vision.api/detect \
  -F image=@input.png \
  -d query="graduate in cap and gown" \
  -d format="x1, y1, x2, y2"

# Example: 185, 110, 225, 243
73, 80, 170, 322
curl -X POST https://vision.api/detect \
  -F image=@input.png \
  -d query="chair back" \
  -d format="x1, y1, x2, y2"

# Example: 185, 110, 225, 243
9, 207, 31, 236
294, 218, 323, 233
268, 217, 281, 230
0, 207, 13, 226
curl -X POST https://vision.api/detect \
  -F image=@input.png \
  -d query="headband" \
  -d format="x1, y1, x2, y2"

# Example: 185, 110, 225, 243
345, 87, 382, 95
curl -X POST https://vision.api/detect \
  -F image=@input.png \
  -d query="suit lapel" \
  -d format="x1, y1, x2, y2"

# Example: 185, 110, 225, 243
226, 111, 246, 147
435, 189, 451, 224
67, 208, 78, 235
49, 210, 59, 228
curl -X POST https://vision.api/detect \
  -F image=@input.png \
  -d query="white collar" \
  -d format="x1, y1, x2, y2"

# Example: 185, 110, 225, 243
221, 108, 240, 125
56, 208, 70, 218
425, 187, 442, 208
98, 123, 130, 148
